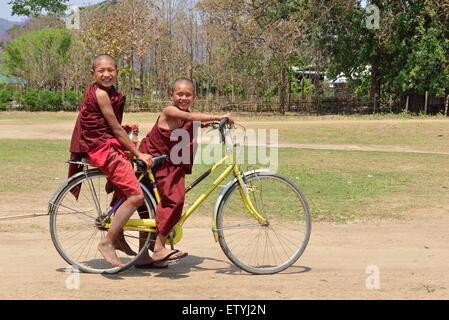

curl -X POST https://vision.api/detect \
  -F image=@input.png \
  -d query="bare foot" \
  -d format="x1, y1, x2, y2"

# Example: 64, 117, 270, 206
113, 231, 137, 256
135, 251, 153, 265
98, 240, 123, 267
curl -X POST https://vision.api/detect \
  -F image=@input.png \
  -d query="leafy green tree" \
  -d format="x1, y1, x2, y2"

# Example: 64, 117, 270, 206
1, 27, 72, 92
8, 0, 69, 18
389, 1, 449, 100
316, 0, 449, 111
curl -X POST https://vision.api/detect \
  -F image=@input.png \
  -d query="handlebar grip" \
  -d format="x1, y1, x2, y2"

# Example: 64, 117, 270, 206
133, 155, 168, 171
219, 117, 229, 127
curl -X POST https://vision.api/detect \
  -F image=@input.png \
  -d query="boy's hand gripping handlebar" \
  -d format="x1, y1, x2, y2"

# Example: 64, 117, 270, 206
133, 155, 168, 171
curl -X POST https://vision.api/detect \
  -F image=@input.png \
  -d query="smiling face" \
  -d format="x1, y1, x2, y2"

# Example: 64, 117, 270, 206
170, 81, 196, 111
90, 57, 118, 91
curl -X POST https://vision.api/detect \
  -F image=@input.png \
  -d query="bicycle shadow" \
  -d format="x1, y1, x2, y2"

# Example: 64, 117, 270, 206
121, 255, 311, 279
56, 255, 311, 280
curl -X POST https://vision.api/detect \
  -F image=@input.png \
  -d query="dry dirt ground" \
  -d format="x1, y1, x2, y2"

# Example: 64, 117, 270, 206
1, 118, 449, 301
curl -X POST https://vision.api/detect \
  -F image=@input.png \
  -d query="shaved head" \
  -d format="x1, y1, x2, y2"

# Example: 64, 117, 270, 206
171, 78, 195, 93
92, 54, 117, 71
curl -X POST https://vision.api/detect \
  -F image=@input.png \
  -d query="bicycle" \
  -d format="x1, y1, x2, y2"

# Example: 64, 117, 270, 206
48, 118, 311, 274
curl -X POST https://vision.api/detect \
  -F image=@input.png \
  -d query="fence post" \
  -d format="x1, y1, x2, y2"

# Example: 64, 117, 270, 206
372, 98, 375, 114
405, 96, 409, 113
445, 94, 449, 116
424, 91, 428, 114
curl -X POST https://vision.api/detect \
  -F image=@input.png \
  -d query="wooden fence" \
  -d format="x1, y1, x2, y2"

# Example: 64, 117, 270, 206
125, 98, 403, 115
5, 95, 448, 115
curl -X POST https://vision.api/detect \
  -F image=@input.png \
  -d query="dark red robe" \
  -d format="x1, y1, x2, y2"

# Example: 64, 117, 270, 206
68, 82, 126, 198
138, 117, 198, 236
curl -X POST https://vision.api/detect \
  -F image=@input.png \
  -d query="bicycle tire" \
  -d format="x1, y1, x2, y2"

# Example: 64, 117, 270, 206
49, 169, 155, 274
216, 171, 311, 274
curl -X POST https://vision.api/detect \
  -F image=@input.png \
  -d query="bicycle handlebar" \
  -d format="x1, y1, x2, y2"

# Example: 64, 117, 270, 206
206, 118, 231, 144
133, 154, 168, 171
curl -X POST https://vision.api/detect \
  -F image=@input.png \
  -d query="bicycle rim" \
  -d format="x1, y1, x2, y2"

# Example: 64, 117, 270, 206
217, 172, 311, 274
49, 170, 155, 274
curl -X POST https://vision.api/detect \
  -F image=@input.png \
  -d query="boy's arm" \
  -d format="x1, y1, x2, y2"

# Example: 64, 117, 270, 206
164, 106, 233, 124
96, 89, 153, 167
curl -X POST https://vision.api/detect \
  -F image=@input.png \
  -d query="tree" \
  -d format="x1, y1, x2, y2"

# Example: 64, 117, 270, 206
2, 27, 72, 91
317, 0, 449, 112
389, 1, 449, 101
197, 0, 314, 113
6, 15, 65, 41
317, 0, 385, 106
8, 0, 69, 18
80, 0, 160, 100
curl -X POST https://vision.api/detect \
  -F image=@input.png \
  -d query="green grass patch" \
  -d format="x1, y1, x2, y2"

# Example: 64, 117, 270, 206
278, 148, 449, 221
0, 139, 70, 193
0, 111, 78, 125
243, 120, 449, 153
183, 146, 449, 222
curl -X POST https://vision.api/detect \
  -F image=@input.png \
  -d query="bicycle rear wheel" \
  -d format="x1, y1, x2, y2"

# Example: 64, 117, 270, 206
49, 169, 155, 274
216, 171, 311, 274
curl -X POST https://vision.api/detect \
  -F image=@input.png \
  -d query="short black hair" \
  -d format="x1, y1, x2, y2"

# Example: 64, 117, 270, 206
171, 78, 195, 93
92, 54, 118, 71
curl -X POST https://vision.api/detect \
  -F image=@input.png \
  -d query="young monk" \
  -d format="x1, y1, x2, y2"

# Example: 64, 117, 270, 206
68, 54, 154, 267
135, 78, 233, 267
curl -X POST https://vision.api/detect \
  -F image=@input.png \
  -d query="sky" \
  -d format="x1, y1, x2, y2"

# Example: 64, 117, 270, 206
0, 0, 105, 22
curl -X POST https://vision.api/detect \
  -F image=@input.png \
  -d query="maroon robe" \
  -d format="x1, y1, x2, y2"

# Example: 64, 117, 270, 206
68, 82, 126, 198
138, 117, 198, 236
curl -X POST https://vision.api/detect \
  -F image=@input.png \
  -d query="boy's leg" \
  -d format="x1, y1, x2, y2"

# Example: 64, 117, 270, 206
151, 233, 185, 262
96, 147, 144, 267
109, 191, 137, 255
113, 230, 137, 256
98, 194, 143, 267
98, 195, 143, 266
150, 166, 186, 262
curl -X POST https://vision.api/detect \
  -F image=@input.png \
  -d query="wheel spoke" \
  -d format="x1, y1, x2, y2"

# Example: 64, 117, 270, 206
217, 172, 311, 274
49, 170, 156, 274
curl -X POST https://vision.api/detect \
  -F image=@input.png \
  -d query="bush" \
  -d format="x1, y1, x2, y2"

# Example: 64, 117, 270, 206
64, 90, 77, 104
0, 88, 12, 103
15, 88, 81, 111
23, 88, 41, 111
64, 90, 82, 111
40, 89, 62, 111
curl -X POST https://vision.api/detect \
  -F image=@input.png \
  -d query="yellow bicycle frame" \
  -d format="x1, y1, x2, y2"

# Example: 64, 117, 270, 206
118, 145, 267, 244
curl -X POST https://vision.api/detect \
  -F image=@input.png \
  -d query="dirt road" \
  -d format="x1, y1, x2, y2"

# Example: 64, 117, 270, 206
1, 207, 449, 300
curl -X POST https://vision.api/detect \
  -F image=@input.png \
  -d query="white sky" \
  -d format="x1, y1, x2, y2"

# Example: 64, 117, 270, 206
0, 0, 105, 22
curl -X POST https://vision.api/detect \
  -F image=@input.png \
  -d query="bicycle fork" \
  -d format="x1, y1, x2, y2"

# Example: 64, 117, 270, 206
211, 168, 269, 242
234, 168, 268, 225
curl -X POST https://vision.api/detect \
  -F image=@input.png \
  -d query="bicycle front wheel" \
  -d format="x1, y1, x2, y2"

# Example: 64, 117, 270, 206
216, 171, 311, 274
49, 169, 155, 274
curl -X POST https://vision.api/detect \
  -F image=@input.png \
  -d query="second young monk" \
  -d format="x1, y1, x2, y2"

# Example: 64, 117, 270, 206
135, 78, 233, 267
